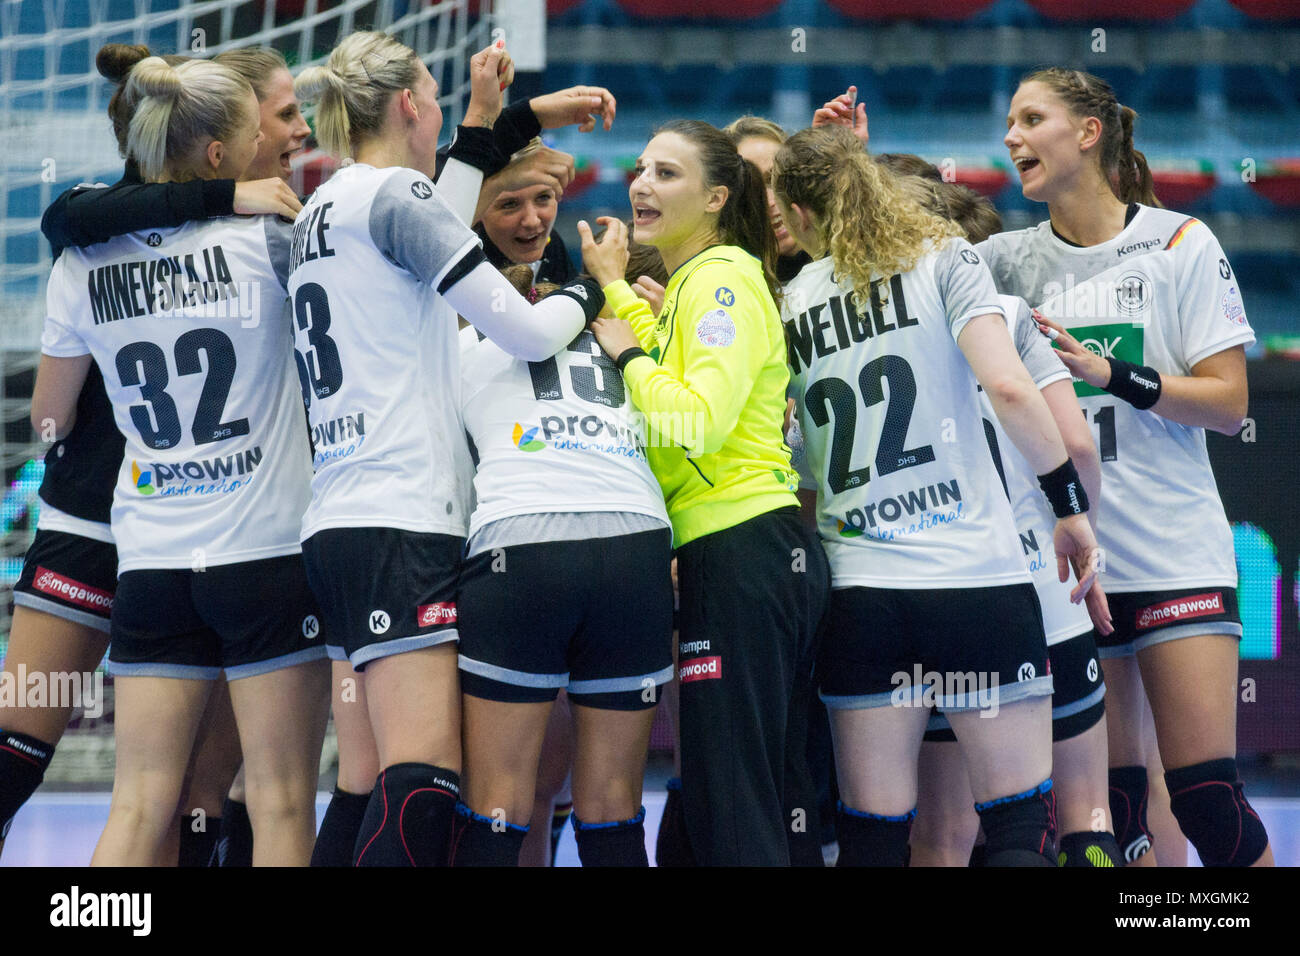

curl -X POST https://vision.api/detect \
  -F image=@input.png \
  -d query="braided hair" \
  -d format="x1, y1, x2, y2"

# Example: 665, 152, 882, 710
1022, 67, 1161, 207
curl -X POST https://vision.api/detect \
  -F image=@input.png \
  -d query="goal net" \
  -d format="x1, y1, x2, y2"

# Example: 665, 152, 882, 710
0, 0, 494, 780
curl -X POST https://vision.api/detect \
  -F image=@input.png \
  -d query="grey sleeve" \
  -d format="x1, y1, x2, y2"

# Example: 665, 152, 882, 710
263, 216, 293, 291
936, 238, 1003, 341
1012, 296, 1069, 387
369, 168, 481, 287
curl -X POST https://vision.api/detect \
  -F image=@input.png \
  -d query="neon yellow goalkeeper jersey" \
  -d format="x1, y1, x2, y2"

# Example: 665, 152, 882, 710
604, 244, 799, 547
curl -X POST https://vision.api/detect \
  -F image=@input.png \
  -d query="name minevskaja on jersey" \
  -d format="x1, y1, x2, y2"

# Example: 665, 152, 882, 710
459, 326, 669, 539
288, 163, 481, 540
41, 215, 311, 572
782, 238, 1029, 590
981, 294, 1092, 645
977, 206, 1255, 592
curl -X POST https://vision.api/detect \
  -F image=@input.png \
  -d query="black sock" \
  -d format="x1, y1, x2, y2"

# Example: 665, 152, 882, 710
0, 730, 55, 841
654, 778, 695, 867
212, 797, 253, 867
311, 787, 372, 867
179, 814, 219, 867
549, 801, 572, 866
449, 804, 528, 866
835, 802, 913, 867
1058, 830, 1122, 867
573, 807, 649, 867
354, 763, 460, 867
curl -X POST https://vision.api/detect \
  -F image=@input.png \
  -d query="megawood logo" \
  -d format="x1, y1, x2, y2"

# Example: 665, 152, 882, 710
131, 446, 263, 495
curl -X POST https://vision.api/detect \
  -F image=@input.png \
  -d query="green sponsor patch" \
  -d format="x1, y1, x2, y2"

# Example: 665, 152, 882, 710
1065, 323, 1145, 397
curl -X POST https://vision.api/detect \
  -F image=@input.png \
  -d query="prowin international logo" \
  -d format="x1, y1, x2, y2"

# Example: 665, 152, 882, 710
132, 446, 262, 496
512, 422, 546, 452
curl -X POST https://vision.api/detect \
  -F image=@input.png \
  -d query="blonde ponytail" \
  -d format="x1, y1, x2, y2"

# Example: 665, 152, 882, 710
294, 31, 420, 160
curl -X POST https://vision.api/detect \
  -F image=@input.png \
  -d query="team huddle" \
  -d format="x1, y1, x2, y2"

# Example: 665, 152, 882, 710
0, 28, 1271, 868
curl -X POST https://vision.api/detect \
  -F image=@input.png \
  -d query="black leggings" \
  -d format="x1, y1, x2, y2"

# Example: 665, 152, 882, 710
675, 508, 829, 865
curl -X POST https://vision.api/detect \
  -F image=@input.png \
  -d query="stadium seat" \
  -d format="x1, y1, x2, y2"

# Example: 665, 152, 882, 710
1250, 159, 1300, 207
827, 0, 994, 19
1025, 0, 1195, 20
615, 0, 784, 16
1229, 0, 1300, 19
548, 0, 586, 14
1149, 160, 1217, 207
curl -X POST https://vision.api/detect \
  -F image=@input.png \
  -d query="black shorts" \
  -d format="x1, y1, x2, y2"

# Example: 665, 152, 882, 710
924, 628, 1105, 743
458, 528, 674, 710
107, 553, 327, 680
12, 529, 118, 633
302, 527, 462, 670
1098, 586, 1241, 659
818, 583, 1052, 714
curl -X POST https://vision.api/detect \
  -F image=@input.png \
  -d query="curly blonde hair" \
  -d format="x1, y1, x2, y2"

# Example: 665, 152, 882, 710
773, 126, 961, 310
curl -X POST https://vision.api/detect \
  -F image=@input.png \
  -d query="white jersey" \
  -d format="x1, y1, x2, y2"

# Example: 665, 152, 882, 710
980, 294, 1091, 645
459, 327, 669, 537
288, 163, 481, 540
782, 239, 1029, 589
978, 206, 1254, 591
41, 216, 311, 573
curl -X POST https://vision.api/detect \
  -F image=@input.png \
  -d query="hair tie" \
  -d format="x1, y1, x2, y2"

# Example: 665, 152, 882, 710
527, 286, 539, 304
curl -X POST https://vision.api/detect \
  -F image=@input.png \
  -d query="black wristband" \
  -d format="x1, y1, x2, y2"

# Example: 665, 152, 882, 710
616, 347, 648, 372
1037, 459, 1089, 519
550, 276, 605, 322
443, 125, 497, 174
494, 99, 543, 157
1102, 357, 1162, 410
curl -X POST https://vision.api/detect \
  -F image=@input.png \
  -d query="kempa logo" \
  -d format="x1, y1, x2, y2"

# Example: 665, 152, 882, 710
0, 666, 105, 718
302, 615, 320, 640
50, 886, 151, 936
369, 610, 391, 635
1116, 237, 1162, 258
890, 665, 999, 717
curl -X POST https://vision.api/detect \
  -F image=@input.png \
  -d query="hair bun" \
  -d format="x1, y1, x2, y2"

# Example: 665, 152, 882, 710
96, 43, 152, 84
127, 56, 184, 99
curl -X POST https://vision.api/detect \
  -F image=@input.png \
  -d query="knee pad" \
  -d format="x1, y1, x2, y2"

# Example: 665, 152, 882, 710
975, 780, 1056, 867
1165, 758, 1269, 867
573, 807, 648, 867
1058, 830, 1122, 867
0, 730, 55, 839
1108, 765, 1153, 863
449, 803, 529, 867
835, 803, 913, 867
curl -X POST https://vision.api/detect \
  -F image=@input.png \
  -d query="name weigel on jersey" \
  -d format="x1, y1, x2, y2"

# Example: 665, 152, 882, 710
784, 282, 919, 374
